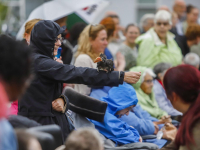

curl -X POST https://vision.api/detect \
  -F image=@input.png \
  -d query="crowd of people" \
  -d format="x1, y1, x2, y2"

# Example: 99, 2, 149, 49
1, 0, 200, 150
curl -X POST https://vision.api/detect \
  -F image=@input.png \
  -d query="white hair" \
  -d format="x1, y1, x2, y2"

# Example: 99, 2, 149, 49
140, 14, 155, 28
154, 10, 172, 25
184, 52, 200, 67
141, 68, 156, 83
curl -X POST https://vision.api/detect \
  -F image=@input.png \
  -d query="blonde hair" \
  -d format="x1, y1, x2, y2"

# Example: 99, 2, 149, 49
76, 24, 106, 61
23, 19, 42, 38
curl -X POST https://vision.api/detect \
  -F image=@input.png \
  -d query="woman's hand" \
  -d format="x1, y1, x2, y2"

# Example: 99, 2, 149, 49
160, 115, 172, 124
162, 123, 177, 141
52, 98, 65, 112
55, 56, 63, 64
124, 72, 141, 84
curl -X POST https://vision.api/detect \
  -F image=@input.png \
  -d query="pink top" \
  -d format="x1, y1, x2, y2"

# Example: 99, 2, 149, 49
10, 101, 18, 115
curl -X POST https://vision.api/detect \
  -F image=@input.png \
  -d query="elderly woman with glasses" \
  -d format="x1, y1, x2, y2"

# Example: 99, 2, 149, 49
130, 66, 168, 119
136, 10, 182, 69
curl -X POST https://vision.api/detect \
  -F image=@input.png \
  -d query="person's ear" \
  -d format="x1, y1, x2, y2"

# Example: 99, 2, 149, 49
25, 33, 30, 44
157, 73, 162, 80
171, 92, 179, 104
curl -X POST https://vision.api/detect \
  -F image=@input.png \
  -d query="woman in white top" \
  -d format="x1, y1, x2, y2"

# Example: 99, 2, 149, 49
117, 24, 140, 71
74, 24, 108, 95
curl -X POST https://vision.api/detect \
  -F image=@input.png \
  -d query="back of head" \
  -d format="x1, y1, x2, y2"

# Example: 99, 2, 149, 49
184, 52, 200, 68
163, 65, 200, 149
76, 24, 105, 60
153, 62, 172, 78
64, 127, 103, 150
23, 19, 42, 38
185, 24, 200, 41
0, 35, 32, 87
100, 17, 115, 39
15, 129, 42, 150
173, 0, 186, 10
140, 14, 155, 28
155, 10, 172, 25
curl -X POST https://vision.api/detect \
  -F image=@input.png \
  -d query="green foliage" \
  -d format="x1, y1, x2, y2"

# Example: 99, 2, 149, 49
0, 2, 8, 33
0, 2, 8, 21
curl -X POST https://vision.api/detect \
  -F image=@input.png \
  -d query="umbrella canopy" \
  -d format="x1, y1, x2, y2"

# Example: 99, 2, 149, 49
67, 0, 109, 29
16, 0, 108, 40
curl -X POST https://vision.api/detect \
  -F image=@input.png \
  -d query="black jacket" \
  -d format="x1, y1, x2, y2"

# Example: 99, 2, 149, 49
18, 20, 124, 141
175, 35, 190, 56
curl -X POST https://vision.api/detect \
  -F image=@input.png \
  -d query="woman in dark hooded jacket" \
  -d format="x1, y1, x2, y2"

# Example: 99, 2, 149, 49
18, 20, 141, 142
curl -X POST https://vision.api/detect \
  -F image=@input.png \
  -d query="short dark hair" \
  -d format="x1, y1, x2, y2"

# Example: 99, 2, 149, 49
186, 5, 197, 14
153, 62, 172, 78
125, 23, 140, 33
68, 22, 87, 46
0, 35, 33, 85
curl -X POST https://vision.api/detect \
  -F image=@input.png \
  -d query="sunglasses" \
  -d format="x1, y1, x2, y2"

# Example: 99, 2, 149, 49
89, 24, 98, 37
156, 22, 169, 26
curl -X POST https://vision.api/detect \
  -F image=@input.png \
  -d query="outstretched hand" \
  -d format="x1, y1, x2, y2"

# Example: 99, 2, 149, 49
124, 72, 141, 84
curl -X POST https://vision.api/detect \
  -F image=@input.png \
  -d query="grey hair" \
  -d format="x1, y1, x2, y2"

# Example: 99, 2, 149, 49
153, 62, 172, 78
184, 52, 200, 67
65, 127, 103, 150
141, 68, 156, 83
154, 10, 172, 25
140, 14, 155, 28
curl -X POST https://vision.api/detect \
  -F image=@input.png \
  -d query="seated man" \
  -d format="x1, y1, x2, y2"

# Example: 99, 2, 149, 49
89, 83, 141, 145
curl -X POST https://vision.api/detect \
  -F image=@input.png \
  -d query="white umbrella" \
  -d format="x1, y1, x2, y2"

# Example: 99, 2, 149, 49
16, 0, 109, 40
74, 0, 109, 24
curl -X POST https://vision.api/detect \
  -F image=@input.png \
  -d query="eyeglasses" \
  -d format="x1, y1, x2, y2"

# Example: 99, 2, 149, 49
89, 24, 98, 37
156, 22, 169, 26
55, 37, 64, 43
143, 80, 153, 84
